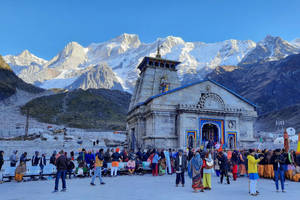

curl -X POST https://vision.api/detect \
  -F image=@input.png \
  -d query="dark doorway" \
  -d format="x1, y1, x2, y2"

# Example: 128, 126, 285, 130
202, 123, 219, 143
188, 135, 194, 149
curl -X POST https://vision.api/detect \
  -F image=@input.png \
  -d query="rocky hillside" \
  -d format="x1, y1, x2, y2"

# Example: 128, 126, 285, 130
0, 55, 44, 101
207, 53, 300, 115
255, 104, 300, 132
20, 88, 131, 130
66, 63, 123, 91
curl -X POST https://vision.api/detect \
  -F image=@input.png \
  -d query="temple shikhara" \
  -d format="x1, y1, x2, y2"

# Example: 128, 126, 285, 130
127, 50, 257, 150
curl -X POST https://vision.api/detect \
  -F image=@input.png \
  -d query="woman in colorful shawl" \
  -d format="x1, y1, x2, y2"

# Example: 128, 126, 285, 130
191, 152, 204, 192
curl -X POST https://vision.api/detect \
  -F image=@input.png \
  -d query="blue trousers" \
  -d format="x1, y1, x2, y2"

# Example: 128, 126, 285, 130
55, 170, 66, 190
274, 169, 284, 191
91, 167, 103, 184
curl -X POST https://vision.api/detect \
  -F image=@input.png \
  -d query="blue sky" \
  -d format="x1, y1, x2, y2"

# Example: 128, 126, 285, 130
0, 0, 299, 59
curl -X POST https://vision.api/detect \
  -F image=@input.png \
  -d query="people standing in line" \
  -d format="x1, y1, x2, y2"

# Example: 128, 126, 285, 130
91, 149, 105, 185
203, 152, 214, 190
20, 152, 30, 164
151, 150, 160, 176
9, 150, 18, 167
247, 149, 264, 196
175, 149, 187, 187
189, 152, 204, 192
53, 150, 68, 192
0, 151, 4, 171
32, 151, 41, 167
271, 149, 286, 192
50, 151, 57, 165
111, 148, 121, 177
39, 153, 47, 180
218, 151, 230, 184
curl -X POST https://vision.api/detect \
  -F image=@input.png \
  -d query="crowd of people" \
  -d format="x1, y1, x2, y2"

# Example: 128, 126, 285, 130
0, 147, 300, 195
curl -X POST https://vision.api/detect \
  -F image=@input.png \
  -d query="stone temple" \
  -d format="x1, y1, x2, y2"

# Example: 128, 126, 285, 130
127, 53, 257, 150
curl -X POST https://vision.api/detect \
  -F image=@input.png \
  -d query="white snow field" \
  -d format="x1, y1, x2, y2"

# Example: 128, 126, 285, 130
0, 174, 299, 200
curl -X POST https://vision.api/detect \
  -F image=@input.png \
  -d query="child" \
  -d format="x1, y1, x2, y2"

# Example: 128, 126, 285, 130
127, 157, 136, 175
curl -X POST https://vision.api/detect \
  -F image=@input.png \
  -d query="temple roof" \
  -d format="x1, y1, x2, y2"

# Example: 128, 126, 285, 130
129, 79, 257, 113
137, 56, 181, 72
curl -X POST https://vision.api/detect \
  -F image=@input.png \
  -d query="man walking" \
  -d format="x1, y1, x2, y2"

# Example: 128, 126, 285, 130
91, 149, 105, 185
53, 150, 68, 192
175, 149, 187, 187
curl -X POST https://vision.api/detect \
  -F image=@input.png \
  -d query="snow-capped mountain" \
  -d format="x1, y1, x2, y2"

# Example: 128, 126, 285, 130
239, 35, 300, 66
3, 34, 300, 92
291, 38, 300, 48
66, 63, 123, 91
3, 50, 47, 82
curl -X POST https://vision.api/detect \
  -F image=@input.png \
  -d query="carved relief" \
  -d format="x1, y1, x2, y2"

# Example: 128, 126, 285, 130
198, 92, 225, 110
228, 120, 236, 129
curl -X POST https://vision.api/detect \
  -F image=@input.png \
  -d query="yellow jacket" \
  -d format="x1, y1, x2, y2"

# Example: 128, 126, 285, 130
95, 155, 103, 167
247, 155, 260, 173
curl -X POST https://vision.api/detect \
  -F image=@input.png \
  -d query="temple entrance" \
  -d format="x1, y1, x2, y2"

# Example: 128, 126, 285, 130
202, 123, 219, 143
227, 133, 237, 149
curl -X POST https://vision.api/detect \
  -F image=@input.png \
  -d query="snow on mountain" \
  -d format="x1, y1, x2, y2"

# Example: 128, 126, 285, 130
66, 63, 123, 91
4, 34, 300, 92
291, 38, 300, 48
239, 35, 300, 65
3, 50, 47, 76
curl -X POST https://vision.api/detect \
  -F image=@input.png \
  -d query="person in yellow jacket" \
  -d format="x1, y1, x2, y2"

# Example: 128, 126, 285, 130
247, 149, 264, 196
90, 149, 105, 186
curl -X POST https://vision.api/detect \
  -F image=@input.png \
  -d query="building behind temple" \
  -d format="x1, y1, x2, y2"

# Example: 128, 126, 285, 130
127, 51, 257, 150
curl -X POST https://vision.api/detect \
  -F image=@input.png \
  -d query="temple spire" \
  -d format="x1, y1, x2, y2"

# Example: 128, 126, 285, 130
156, 42, 163, 58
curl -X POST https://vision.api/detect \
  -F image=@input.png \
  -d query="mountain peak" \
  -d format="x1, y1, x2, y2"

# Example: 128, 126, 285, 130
19, 49, 32, 57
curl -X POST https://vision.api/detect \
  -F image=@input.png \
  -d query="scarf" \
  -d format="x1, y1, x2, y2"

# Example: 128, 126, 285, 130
191, 153, 202, 171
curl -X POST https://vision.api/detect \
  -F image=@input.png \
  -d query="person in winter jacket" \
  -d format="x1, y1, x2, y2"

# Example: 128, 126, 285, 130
39, 154, 47, 180
32, 151, 40, 166
203, 152, 214, 190
247, 149, 264, 196
91, 149, 105, 185
271, 149, 286, 192
9, 150, 18, 167
50, 151, 56, 165
175, 149, 187, 187
111, 148, 121, 177
53, 150, 68, 192
20, 152, 30, 164
66, 158, 75, 179
217, 151, 230, 184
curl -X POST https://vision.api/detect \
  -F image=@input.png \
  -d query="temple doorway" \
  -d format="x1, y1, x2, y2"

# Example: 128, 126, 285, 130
188, 135, 195, 149
202, 123, 219, 143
